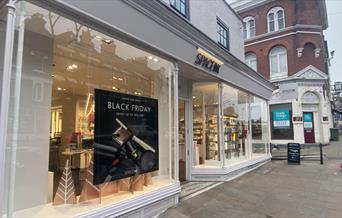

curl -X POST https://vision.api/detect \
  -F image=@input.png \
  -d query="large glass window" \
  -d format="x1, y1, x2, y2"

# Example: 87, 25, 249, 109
3, 1, 176, 217
243, 16, 255, 39
245, 53, 257, 71
170, 0, 188, 18
222, 85, 249, 163
267, 7, 285, 32
269, 46, 288, 80
192, 83, 220, 167
250, 97, 269, 157
217, 19, 229, 50
270, 104, 294, 140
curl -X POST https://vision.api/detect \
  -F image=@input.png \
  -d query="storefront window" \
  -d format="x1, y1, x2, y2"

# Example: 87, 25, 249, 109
192, 83, 220, 167
270, 103, 293, 140
250, 97, 269, 157
3, 1, 176, 217
222, 84, 249, 163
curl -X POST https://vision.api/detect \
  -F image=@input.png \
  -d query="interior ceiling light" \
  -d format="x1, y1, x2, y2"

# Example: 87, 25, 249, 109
113, 76, 118, 80
95, 35, 113, 44
63, 88, 66, 91
57, 87, 62, 91
134, 91, 142, 96
148, 56, 153, 60
118, 77, 123, 81
67, 64, 78, 70
193, 96, 196, 99
153, 58, 158, 62
112, 86, 118, 91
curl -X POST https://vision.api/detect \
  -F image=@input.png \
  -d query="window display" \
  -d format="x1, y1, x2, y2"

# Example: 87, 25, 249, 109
222, 84, 249, 163
3, 1, 176, 217
251, 97, 269, 157
192, 83, 221, 167
270, 103, 294, 140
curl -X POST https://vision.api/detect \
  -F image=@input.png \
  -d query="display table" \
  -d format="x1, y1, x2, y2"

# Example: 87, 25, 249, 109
61, 149, 93, 169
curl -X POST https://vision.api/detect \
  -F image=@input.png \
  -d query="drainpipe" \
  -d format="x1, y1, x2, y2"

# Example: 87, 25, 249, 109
0, 0, 17, 216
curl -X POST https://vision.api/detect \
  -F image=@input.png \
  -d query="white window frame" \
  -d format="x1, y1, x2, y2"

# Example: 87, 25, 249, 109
243, 16, 255, 39
269, 46, 288, 80
245, 53, 257, 71
267, 7, 285, 33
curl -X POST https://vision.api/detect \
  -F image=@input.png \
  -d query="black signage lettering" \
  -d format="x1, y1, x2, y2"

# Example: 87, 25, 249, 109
194, 52, 221, 73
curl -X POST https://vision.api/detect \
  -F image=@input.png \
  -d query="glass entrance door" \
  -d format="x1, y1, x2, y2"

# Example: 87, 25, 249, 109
179, 99, 187, 181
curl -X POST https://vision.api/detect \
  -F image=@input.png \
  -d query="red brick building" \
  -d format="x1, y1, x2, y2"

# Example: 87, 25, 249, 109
231, 0, 332, 144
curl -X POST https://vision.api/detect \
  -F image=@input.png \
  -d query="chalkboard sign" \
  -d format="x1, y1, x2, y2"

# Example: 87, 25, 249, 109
288, 143, 301, 164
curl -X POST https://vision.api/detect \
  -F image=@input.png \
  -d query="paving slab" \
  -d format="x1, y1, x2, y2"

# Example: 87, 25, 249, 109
161, 140, 342, 218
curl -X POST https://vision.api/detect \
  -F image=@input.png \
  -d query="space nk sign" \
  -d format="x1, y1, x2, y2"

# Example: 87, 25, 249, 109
194, 48, 223, 73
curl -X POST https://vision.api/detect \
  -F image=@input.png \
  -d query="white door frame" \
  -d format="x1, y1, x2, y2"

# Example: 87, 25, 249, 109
179, 97, 191, 181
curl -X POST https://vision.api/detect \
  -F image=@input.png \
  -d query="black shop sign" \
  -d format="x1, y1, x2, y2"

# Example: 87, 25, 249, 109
194, 53, 221, 73
287, 143, 301, 164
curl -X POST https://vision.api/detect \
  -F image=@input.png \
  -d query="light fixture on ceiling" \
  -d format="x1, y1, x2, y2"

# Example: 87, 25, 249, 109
118, 77, 123, 81
148, 56, 153, 60
112, 86, 118, 91
67, 64, 78, 70
57, 87, 62, 91
63, 88, 66, 91
134, 91, 142, 96
192, 96, 196, 99
95, 35, 113, 44
153, 58, 158, 62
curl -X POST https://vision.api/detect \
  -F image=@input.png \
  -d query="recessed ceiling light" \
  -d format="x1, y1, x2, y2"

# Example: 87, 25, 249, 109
112, 86, 118, 91
67, 65, 73, 70
193, 96, 196, 99
104, 39, 112, 44
57, 87, 62, 91
153, 58, 158, 62
51, 74, 55, 78
63, 88, 66, 91
95, 35, 103, 40
148, 56, 153, 60
113, 76, 117, 80
118, 77, 123, 81
72, 64, 78, 69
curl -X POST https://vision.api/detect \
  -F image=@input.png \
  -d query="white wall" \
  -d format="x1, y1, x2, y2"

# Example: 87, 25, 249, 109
160, 0, 244, 60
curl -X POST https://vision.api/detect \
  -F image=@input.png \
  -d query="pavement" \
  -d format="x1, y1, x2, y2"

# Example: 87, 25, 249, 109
160, 138, 342, 218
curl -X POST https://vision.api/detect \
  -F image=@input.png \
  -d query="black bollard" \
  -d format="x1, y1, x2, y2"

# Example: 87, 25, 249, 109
320, 143, 323, 165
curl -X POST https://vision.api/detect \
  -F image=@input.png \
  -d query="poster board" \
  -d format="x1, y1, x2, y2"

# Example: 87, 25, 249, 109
94, 89, 158, 185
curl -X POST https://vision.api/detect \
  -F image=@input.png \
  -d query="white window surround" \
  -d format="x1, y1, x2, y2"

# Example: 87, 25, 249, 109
267, 7, 285, 33
243, 16, 255, 39
245, 53, 257, 71
269, 46, 288, 80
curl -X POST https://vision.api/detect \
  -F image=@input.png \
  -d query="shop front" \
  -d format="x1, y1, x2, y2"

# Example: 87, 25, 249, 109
0, 0, 274, 217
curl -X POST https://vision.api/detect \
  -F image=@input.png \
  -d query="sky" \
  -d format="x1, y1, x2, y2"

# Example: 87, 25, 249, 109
325, 0, 342, 83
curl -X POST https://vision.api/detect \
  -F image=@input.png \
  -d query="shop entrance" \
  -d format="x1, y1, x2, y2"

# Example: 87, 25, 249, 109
179, 99, 188, 181
303, 112, 315, 143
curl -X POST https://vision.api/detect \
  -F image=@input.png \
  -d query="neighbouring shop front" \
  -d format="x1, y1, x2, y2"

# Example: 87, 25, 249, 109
0, 1, 274, 217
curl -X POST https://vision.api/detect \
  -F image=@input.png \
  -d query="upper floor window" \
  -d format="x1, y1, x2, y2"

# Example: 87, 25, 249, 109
243, 16, 255, 39
245, 53, 257, 71
267, 7, 285, 32
217, 19, 229, 50
269, 46, 288, 80
170, 0, 188, 18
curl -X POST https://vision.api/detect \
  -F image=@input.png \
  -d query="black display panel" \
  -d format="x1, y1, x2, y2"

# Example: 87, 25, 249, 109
287, 143, 300, 164
93, 89, 158, 185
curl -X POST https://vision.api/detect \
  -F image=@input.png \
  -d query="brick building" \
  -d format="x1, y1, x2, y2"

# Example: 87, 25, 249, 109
230, 0, 332, 144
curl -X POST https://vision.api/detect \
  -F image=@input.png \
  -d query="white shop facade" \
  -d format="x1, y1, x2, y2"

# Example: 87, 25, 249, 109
0, 0, 274, 217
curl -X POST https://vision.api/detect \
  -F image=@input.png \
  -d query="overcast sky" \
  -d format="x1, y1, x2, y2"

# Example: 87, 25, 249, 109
325, 0, 342, 83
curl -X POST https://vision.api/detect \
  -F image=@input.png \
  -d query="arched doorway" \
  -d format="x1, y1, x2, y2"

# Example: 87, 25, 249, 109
302, 92, 320, 143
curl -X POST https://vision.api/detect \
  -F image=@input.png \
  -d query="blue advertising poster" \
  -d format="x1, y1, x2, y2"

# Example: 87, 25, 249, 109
272, 109, 290, 129
303, 113, 313, 129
